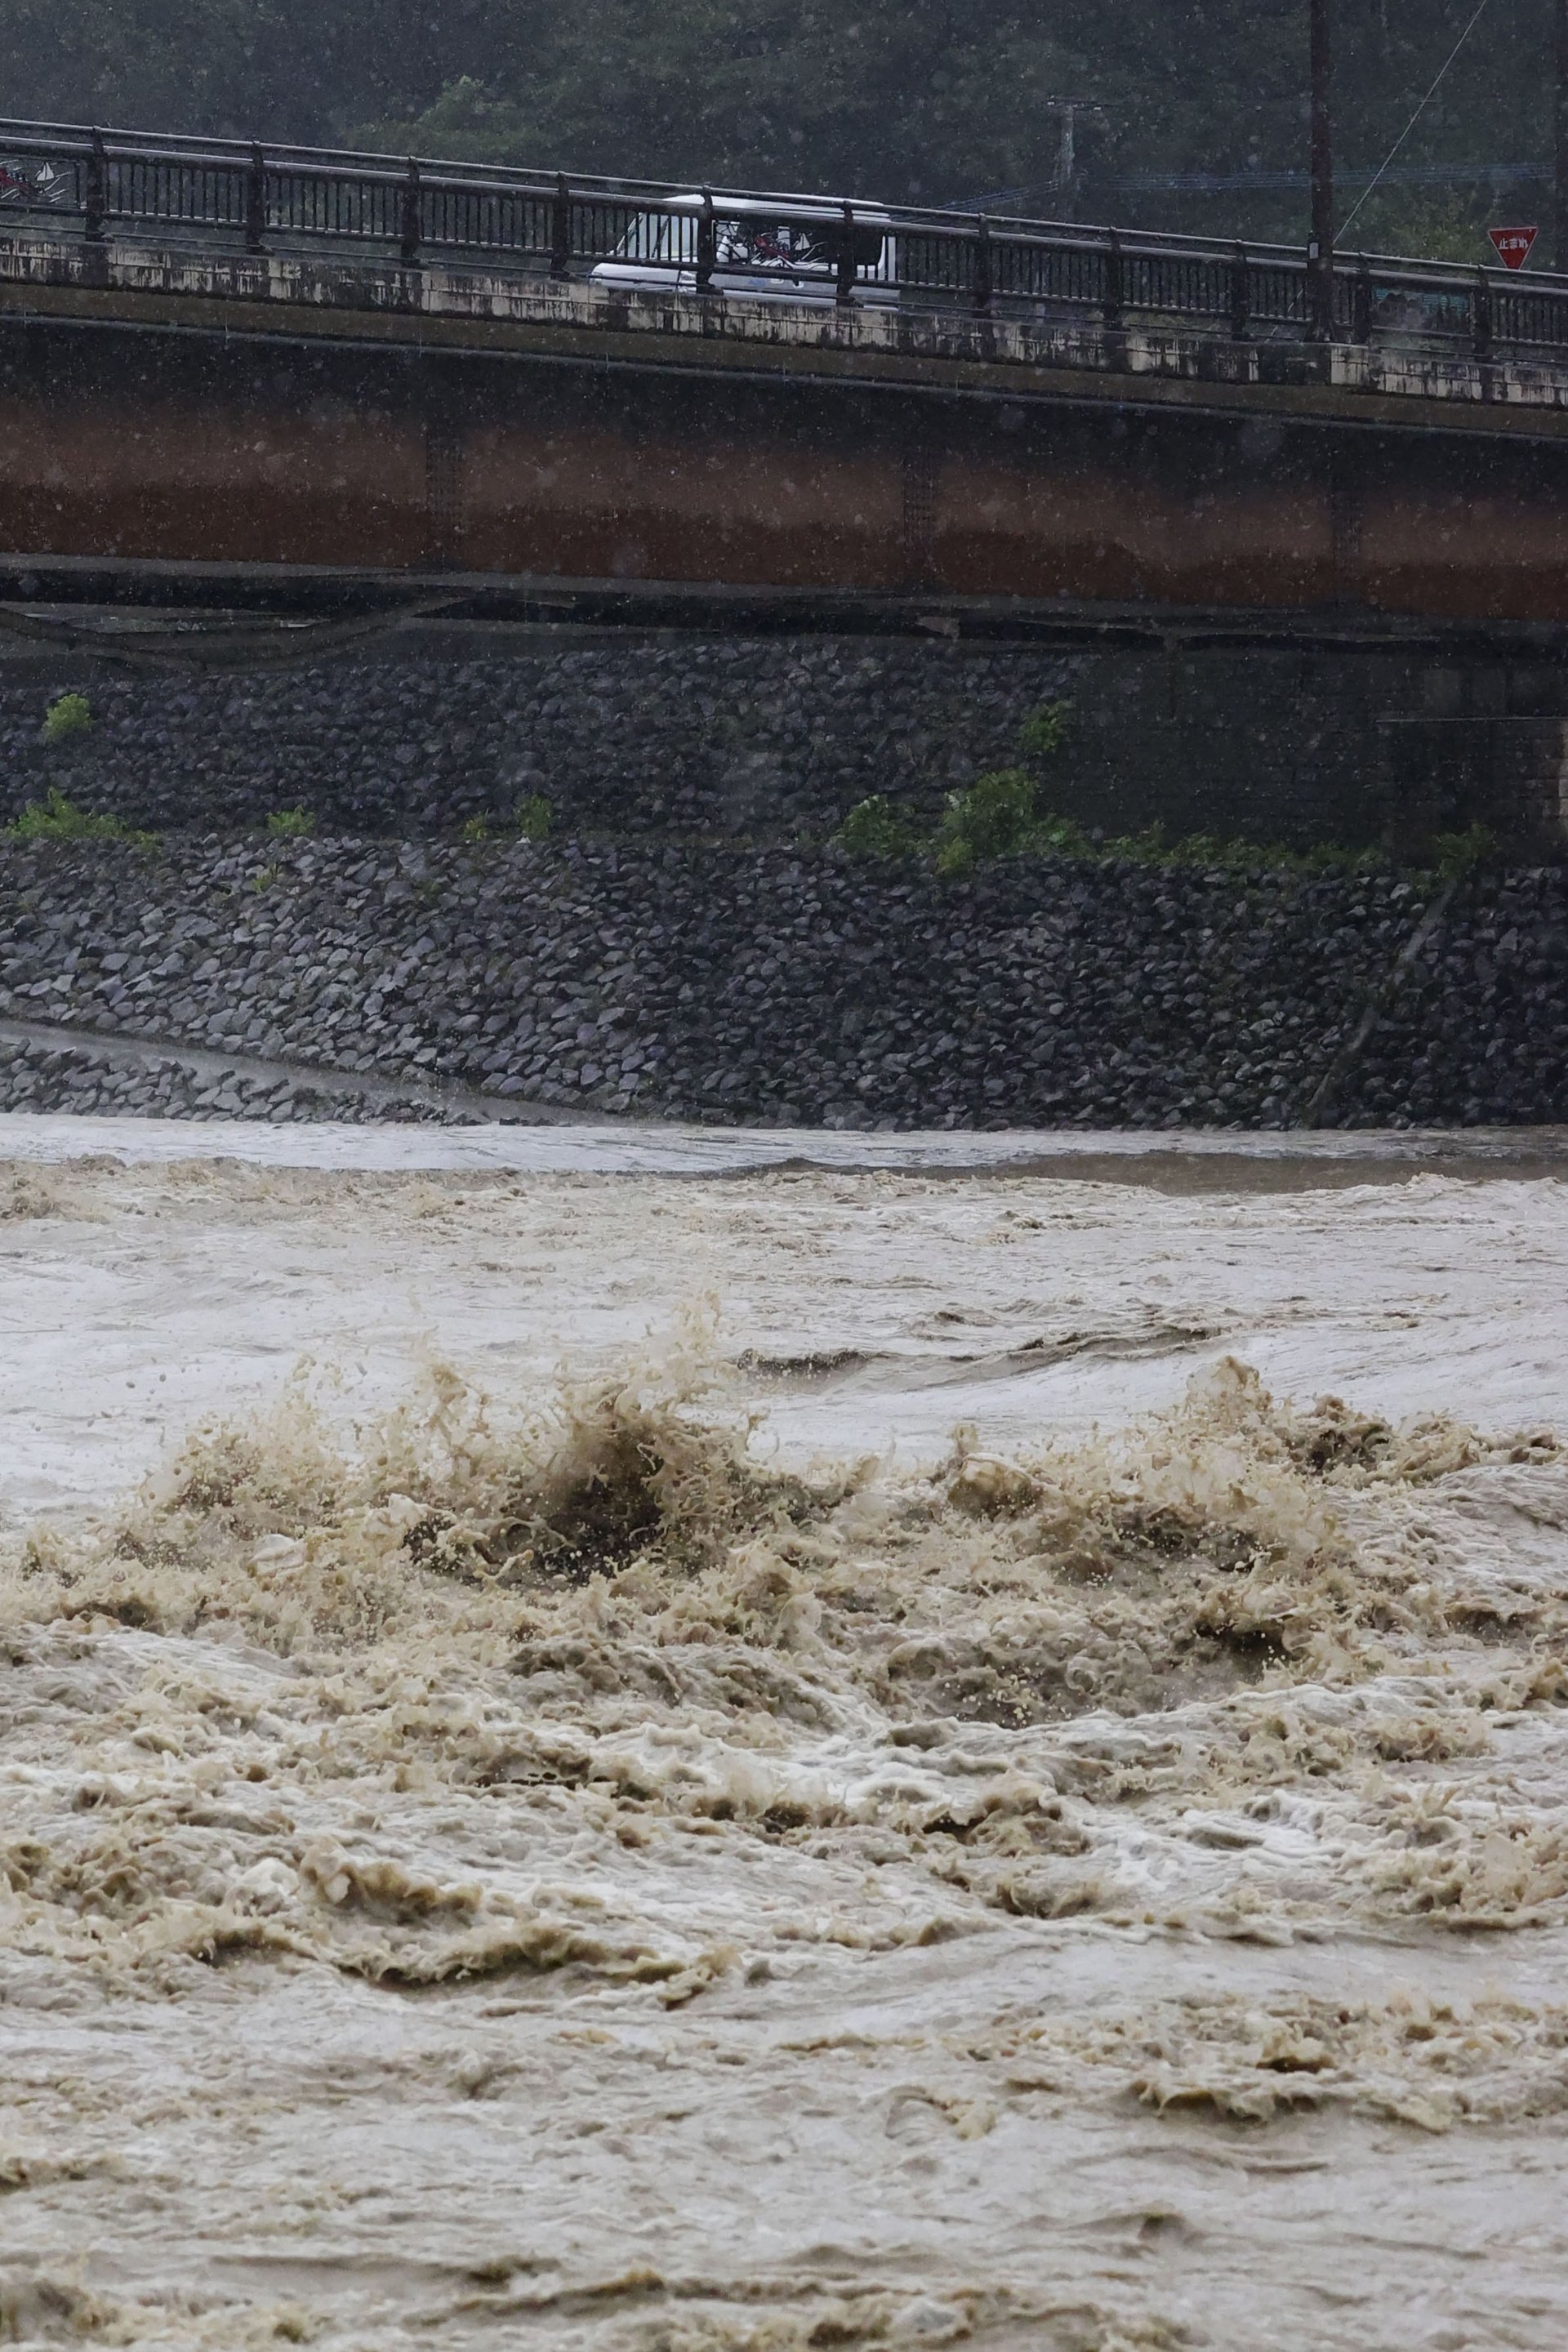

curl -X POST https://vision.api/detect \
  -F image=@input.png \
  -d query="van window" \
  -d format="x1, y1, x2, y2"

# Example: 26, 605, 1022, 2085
612, 209, 885, 274
715, 220, 820, 268
612, 212, 697, 265
718, 219, 886, 271
0, 159, 70, 207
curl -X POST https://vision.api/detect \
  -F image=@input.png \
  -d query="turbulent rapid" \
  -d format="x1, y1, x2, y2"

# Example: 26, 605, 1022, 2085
2, 1128, 1567, 2350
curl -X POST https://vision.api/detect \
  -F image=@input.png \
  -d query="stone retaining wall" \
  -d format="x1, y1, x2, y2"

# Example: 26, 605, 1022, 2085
0, 633, 1466, 850
1, 641, 1073, 843
0, 835, 1562, 1129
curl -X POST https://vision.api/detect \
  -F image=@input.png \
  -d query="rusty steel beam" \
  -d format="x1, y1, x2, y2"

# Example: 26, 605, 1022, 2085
4, 297, 1568, 642
7, 560, 1568, 666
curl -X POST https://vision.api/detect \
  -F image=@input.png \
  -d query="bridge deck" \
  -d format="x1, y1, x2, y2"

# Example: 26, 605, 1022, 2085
7, 220, 1568, 437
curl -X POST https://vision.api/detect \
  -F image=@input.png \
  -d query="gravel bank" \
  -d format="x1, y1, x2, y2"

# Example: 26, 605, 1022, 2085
0, 836, 1563, 1129
0, 1034, 461, 1124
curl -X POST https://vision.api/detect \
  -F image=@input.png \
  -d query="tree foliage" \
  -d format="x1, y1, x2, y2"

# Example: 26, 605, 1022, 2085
0, 1, 1557, 246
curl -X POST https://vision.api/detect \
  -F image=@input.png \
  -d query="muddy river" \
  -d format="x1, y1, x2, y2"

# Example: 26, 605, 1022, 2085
2, 1117, 1567, 2350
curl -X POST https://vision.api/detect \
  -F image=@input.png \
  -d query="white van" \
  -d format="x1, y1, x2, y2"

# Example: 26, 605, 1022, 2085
590, 193, 897, 307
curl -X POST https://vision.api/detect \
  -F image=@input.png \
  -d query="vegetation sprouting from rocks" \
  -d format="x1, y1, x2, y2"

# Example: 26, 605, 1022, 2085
5, 787, 154, 849
265, 807, 315, 839
1016, 700, 1073, 763
462, 802, 551, 844
0, 648, 1422, 850
833, 697, 1496, 886
832, 793, 920, 862
933, 768, 1040, 876
41, 693, 92, 746
844, 789, 1494, 884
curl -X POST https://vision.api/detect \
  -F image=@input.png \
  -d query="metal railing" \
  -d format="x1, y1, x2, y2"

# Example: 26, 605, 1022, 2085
2, 114, 1567, 361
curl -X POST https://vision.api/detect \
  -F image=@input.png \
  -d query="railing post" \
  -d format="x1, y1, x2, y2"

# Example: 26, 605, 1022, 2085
84, 127, 106, 243
1229, 242, 1250, 341
1352, 254, 1373, 344
1307, 0, 1334, 342
695, 190, 715, 295
973, 215, 992, 314
1473, 265, 1494, 363
399, 157, 421, 264
550, 174, 572, 279
1103, 227, 1124, 331
245, 144, 266, 254
835, 202, 857, 305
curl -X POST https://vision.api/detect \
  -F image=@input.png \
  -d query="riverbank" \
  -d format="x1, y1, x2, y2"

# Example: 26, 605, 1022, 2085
0, 835, 1563, 1128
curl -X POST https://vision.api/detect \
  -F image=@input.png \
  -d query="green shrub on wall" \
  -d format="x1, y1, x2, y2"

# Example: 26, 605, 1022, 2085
41, 693, 92, 746
832, 793, 920, 860
5, 787, 153, 847
933, 766, 1040, 875
827, 685, 1493, 881
1017, 698, 1072, 762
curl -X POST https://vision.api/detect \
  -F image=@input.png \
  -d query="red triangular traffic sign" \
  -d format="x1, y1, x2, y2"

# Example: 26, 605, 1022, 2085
1488, 225, 1539, 270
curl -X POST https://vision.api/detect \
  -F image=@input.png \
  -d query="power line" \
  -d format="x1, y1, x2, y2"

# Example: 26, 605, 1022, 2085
1119, 158, 1539, 195
1339, 0, 1495, 238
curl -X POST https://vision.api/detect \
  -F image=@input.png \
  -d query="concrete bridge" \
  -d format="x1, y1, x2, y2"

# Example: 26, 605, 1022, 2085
5, 121, 1568, 653
5, 122, 1568, 844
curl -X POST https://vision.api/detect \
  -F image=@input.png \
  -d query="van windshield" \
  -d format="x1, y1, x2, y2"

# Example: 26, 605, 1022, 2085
715, 221, 828, 268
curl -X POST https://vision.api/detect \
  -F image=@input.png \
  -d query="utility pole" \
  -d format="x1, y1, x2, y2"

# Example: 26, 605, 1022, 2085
1055, 105, 1076, 213
1557, 0, 1568, 270
1036, 98, 1106, 221
1308, 0, 1334, 339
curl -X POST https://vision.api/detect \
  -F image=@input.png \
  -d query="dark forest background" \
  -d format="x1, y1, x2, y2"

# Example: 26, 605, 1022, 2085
0, 1, 1558, 253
